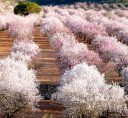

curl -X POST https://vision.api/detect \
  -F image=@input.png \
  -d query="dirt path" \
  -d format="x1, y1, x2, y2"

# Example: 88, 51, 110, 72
33, 27, 61, 84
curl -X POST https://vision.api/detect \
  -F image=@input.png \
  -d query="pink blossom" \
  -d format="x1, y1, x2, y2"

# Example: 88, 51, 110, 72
92, 35, 128, 64
116, 31, 128, 44
8, 17, 34, 41
41, 16, 66, 37
115, 9, 128, 18
0, 13, 22, 30
0, 15, 7, 30
50, 32, 76, 50
10, 52, 32, 62
11, 41, 40, 61
59, 42, 102, 71
25, 14, 42, 26
103, 21, 126, 36
65, 16, 107, 41
82, 22, 107, 40
65, 15, 88, 34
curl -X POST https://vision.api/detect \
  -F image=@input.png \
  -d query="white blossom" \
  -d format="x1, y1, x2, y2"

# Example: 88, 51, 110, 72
0, 57, 40, 115
53, 63, 128, 118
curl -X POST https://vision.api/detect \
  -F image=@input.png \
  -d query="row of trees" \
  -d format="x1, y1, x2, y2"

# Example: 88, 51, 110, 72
27, 0, 128, 5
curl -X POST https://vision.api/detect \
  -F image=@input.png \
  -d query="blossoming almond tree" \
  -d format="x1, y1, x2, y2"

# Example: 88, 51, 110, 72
41, 17, 68, 37
59, 42, 102, 71
25, 14, 42, 26
11, 41, 40, 62
53, 63, 128, 118
65, 15, 107, 42
115, 31, 128, 45
0, 57, 40, 117
0, 13, 22, 31
8, 17, 34, 41
50, 32, 76, 50
92, 35, 128, 64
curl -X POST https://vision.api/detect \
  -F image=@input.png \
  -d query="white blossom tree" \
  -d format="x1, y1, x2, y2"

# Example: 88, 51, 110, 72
0, 57, 40, 118
53, 63, 128, 118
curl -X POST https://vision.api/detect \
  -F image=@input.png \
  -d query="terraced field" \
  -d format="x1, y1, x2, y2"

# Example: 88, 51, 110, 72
0, 26, 128, 118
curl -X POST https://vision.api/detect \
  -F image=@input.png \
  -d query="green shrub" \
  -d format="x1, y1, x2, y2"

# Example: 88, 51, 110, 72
14, 1, 41, 16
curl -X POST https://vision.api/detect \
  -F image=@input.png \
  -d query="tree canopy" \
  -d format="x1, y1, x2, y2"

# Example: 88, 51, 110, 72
28, 0, 128, 5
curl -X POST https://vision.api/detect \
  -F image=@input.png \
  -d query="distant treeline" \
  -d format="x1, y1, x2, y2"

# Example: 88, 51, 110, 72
28, 0, 128, 5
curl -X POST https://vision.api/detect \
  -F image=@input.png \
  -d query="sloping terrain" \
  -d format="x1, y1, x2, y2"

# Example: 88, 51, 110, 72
0, 26, 127, 118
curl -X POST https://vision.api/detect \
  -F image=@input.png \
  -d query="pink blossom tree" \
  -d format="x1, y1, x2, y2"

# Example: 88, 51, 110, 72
41, 16, 68, 37
11, 41, 40, 62
92, 35, 128, 65
59, 42, 102, 71
65, 16, 107, 42
50, 32, 76, 50
8, 17, 34, 41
